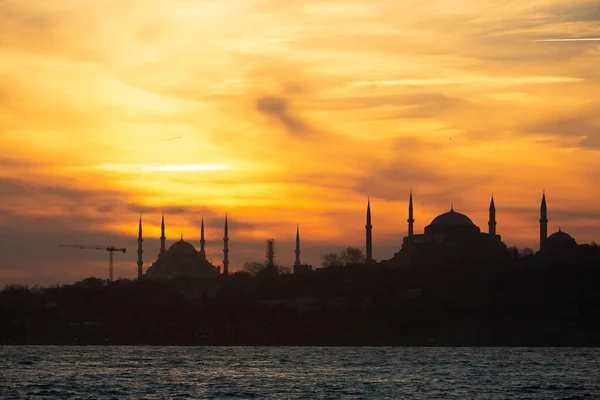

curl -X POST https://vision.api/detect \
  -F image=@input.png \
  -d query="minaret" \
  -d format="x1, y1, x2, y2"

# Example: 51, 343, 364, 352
407, 190, 414, 240
540, 192, 548, 251
160, 212, 166, 253
365, 198, 373, 264
488, 195, 496, 236
294, 224, 301, 267
137, 215, 143, 278
223, 214, 229, 275
200, 215, 206, 258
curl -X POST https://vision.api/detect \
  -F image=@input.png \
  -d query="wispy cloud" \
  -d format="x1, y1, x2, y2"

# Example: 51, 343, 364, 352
534, 37, 600, 42
256, 96, 311, 137
347, 76, 584, 88
158, 136, 183, 142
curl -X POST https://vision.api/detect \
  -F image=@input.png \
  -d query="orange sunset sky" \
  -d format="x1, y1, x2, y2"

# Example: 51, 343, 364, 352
1, 0, 599, 285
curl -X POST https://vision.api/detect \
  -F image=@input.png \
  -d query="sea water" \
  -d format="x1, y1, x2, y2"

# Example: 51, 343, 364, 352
1, 346, 598, 399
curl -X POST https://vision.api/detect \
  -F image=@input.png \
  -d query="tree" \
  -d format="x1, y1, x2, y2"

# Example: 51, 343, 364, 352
322, 252, 343, 268
341, 247, 365, 265
322, 247, 366, 267
243, 261, 267, 277
74, 277, 106, 290
277, 265, 291, 275
243, 261, 290, 277
519, 247, 534, 257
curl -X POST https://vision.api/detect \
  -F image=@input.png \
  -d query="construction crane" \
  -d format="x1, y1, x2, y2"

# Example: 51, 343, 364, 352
58, 245, 127, 282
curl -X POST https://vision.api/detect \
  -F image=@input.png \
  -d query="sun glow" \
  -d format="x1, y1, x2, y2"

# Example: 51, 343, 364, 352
141, 164, 230, 172
92, 164, 230, 172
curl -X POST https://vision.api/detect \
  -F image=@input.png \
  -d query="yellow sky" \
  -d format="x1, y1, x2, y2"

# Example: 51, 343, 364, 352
1, 0, 599, 284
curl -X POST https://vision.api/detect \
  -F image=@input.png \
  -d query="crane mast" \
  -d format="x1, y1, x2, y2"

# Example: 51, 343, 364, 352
108, 251, 114, 282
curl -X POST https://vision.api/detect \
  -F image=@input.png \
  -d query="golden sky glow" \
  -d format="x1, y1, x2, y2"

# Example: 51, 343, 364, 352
1, 0, 599, 284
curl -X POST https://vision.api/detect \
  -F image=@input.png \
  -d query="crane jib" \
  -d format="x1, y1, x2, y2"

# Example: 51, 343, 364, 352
58, 244, 127, 281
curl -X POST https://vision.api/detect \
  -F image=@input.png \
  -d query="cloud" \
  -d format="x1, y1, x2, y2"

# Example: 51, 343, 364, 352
541, 1, 600, 23
347, 76, 584, 88
0, 157, 31, 168
527, 105, 600, 149
256, 96, 310, 136
503, 206, 600, 222
0, 176, 123, 211
534, 37, 600, 42
349, 136, 497, 208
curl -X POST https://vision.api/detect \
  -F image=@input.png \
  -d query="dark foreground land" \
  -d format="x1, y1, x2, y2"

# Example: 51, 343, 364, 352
2, 255, 600, 346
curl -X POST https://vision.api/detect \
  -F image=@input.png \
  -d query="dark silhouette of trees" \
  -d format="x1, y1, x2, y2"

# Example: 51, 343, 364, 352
243, 261, 290, 276
519, 247, 534, 257
2, 242, 600, 346
322, 247, 365, 267
243, 261, 266, 277
322, 252, 343, 267
277, 265, 291, 275
341, 247, 365, 265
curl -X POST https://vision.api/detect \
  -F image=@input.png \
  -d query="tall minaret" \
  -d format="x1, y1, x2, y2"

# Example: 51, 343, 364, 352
160, 212, 166, 253
294, 224, 301, 267
200, 215, 206, 258
137, 215, 143, 278
408, 190, 414, 240
223, 214, 229, 275
366, 198, 373, 264
488, 195, 496, 236
540, 192, 548, 251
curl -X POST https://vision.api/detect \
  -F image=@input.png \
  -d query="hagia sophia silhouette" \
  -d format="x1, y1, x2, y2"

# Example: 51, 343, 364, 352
135, 192, 578, 279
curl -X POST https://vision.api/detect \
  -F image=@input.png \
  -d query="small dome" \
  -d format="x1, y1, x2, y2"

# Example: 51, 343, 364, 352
546, 229, 577, 247
167, 239, 197, 255
430, 209, 475, 226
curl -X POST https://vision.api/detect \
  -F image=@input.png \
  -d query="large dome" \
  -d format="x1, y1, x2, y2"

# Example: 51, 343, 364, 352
430, 209, 475, 226
546, 229, 577, 247
167, 239, 197, 255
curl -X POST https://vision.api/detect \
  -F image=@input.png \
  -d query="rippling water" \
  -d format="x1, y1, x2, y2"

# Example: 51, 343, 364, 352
1, 347, 599, 399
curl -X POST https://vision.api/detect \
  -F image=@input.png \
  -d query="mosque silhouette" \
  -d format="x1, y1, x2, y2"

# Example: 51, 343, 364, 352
377, 192, 577, 268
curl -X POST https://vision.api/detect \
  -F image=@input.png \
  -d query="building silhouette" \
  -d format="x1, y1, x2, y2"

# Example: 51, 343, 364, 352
266, 239, 275, 268
382, 193, 508, 266
134, 192, 584, 276
223, 214, 229, 276
292, 225, 312, 274
137, 216, 143, 278
374, 191, 582, 267
540, 192, 548, 252
294, 224, 301, 268
141, 214, 222, 280
538, 193, 578, 255
365, 198, 374, 265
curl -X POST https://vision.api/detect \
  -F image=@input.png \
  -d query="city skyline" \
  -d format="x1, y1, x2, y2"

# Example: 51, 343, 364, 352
32, 192, 600, 283
1, 0, 599, 285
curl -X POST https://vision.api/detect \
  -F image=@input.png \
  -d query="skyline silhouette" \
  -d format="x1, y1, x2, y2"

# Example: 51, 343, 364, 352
124, 191, 594, 281
1, 186, 599, 285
